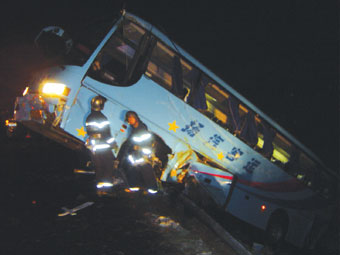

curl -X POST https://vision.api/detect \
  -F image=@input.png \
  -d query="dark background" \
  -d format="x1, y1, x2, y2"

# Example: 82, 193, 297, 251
0, 0, 338, 170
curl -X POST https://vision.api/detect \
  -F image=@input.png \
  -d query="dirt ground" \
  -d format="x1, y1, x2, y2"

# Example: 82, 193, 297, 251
0, 128, 238, 255
0, 124, 338, 255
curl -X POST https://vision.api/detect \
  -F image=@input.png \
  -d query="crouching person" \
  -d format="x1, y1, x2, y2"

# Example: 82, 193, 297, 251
117, 111, 170, 194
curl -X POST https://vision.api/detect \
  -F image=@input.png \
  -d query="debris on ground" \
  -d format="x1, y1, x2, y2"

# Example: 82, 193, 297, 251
58, 201, 94, 217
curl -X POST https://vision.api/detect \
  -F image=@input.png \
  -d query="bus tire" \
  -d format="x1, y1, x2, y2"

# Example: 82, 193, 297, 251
265, 211, 289, 248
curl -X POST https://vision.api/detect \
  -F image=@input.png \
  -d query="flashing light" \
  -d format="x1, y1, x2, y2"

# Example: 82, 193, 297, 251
42, 82, 67, 96
22, 87, 29, 96
261, 204, 266, 212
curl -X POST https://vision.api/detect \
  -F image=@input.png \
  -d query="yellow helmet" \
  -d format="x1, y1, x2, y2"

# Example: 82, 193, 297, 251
91, 96, 106, 111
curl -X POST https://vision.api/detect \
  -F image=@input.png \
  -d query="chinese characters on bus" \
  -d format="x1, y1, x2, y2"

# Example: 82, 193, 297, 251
243, 158, 261, 174
208, 134, 224, 147
226, 147, 244, 161
181, 120, 204, 137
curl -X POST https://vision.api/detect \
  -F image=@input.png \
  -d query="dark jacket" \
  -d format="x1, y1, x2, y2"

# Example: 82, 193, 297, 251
117, 122, 149, 163
118, 121, 172, 168
85, 111, 113, 147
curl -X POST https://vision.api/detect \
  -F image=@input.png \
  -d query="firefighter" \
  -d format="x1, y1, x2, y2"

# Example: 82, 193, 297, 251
117, 111, 161, 193
85, 96, 117, 195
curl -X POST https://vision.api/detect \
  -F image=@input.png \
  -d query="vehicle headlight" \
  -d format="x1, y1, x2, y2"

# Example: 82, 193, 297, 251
42, 82, 69, 96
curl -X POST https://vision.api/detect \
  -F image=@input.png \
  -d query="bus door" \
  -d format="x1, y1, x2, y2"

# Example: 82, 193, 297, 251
63, 18, 153, 154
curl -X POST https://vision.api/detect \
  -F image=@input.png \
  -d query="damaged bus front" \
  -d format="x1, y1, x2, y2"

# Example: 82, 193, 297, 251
12, 20, 116, 149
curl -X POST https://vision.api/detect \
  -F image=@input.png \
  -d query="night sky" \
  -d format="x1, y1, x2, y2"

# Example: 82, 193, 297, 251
0, 0, 338, 170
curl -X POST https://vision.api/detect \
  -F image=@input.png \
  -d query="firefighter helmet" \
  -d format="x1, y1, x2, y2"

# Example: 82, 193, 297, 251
91, 96, 106, 111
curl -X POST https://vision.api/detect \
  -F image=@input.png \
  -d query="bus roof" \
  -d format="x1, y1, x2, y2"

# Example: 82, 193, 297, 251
124, 12, 337, 176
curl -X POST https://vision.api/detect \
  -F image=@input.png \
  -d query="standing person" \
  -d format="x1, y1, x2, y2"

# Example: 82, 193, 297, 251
85, 96, 116, 196
117, 111, 159, 193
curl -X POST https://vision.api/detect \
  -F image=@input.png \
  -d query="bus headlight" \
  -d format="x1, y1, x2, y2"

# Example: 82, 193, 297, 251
42, 82, 69, 96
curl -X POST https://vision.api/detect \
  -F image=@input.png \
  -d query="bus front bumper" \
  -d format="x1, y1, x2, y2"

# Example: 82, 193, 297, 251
13, 94, 83, 150
14, 94, 51, 124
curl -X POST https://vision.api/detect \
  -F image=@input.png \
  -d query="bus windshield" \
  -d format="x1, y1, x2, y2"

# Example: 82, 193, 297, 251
65, 20, 116, 66
36, 19, 115, 67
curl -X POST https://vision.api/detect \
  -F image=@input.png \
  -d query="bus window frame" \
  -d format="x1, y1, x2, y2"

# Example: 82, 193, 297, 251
145, 39, 198, 99
86, 19, 150, 87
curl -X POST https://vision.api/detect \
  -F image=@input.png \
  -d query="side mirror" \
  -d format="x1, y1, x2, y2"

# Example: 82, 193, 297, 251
35, 26, 73, 58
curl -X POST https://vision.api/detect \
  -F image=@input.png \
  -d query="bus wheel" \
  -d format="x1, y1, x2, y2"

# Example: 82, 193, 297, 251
265, 212, 288, 248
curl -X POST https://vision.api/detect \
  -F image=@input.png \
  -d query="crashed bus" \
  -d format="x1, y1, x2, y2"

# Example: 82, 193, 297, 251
10, 11, 338, 249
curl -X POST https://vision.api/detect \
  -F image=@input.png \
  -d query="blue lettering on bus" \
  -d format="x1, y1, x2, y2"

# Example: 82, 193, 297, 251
208, 134, 225, 147
243, 158, 261, 174
181, 120, 204, 137
226, 147, 244, 161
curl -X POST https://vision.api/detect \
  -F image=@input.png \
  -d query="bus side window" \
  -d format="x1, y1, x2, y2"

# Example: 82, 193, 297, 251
238, 108, 258, 148
171, 55, 184, 98
145, 41, 175, 92
295, 153, 319, 189
256, 121, 275, 159
186, 71, 207, 110
284, 146, 300, 174
226, 96, 242, 134
182, 63, 200, 104
146, 41, 195, 101
294, 154, 335, 198
271, 133, 291, 165
204, 80, 231, 129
